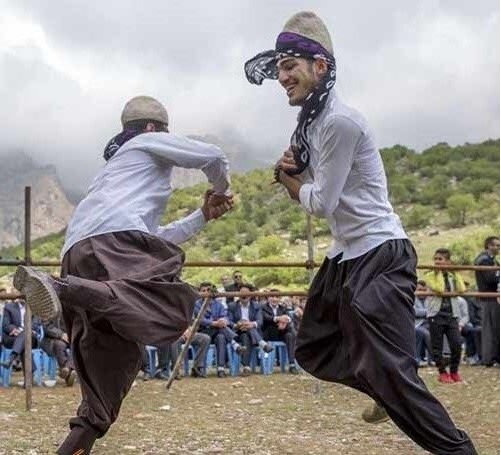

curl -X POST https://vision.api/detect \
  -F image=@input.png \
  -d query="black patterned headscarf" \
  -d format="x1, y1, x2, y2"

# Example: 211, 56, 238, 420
245, 31, 336, 175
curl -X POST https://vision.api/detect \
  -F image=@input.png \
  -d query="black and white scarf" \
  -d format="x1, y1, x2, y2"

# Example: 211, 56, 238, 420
103, 129, 144, 161
245, 32, 336, 175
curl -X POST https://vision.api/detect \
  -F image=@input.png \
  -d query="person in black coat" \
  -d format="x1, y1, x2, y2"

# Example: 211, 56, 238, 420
262, 290, 298, 374
40, 316, 76, 386
474, 236, 500, 366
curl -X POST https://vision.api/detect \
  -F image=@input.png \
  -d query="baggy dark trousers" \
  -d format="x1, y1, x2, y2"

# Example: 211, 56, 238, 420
295, 239, 477, 455
56, 231, 198, 455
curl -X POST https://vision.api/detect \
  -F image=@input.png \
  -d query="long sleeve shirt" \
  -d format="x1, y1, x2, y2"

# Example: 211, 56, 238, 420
297, 89, 407, 261
62, 132, 230, 256
193, 298, 229, 328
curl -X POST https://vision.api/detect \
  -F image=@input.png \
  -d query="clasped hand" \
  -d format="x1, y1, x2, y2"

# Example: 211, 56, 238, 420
201, 190, 234, 221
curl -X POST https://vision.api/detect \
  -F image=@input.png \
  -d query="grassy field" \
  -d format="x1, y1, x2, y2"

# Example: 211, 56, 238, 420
0, 365, 498, 454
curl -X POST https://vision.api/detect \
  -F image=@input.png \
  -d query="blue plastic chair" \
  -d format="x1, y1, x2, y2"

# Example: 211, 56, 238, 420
270, 341, 288, 373
227, 343, 241, 376
145, 345, 158, 377
183, 343, 218, 376
42, 352, 58, 380
0, 323, 45, 387
250, 346, 275, 375
0, 347, 44, 387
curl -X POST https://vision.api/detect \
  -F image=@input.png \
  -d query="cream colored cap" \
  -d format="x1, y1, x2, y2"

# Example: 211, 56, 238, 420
121, 95, 169, 127
282, 11, 333, 55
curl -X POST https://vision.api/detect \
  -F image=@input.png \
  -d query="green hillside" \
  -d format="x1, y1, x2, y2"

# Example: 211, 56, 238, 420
0, 140, 499, 289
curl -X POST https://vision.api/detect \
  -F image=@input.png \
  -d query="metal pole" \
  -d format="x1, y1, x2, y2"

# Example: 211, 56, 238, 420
24, 186, 33, 411
166, 297, 212, 391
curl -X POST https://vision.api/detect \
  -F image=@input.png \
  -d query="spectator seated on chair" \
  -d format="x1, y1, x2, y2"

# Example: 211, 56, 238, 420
1, 298, 41, 374
40, 316, 76, 386
262, 290, 298, 374
291, 297, 306, 333
228, 285, 273, 377
195, 282, 244, 378
155, 327, 211, 380
154, 341, 181, 380
414, 280, 433, 367
180, 326, 211, 378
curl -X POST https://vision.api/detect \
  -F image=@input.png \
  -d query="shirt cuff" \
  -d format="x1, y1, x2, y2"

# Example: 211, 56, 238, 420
191, 208, 208, 228
298, 183, 314, 214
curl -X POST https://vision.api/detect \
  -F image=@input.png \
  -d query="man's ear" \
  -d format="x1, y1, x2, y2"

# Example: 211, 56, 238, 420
145, 122, 156, 132
314, 59, 328, 78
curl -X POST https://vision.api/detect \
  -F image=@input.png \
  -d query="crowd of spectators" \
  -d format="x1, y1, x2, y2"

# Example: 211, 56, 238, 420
139, 273, 305, 380
0, 236, 499, 386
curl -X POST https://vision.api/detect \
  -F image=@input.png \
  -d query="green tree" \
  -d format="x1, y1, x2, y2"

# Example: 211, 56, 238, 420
255, 235, 286, 257
219, 244, 239, 261
402, 205, 433, 230
446, 193, 475, 227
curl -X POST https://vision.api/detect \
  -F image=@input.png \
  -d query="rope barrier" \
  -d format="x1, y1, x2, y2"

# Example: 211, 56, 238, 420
0, 290, 498, 301
0, 259, 498, 271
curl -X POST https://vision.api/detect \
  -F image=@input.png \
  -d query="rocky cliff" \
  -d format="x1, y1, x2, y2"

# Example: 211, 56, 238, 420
0, 152, 74, 248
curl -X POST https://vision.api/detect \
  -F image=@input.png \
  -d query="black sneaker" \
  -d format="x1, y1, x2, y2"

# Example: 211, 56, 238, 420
235, 344, 247, 355
241, 367, 252, 377
217, 369, 226, 378
289, 365, 299, 375
191, 367, 206, 378
262, 343, 274, 354
361, 402, 390, 424
155, 370, 170, 381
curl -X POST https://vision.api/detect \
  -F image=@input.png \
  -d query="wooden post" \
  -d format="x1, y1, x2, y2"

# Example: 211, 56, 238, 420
24, 186, 33, 411
306, 214, 321, 395
306, 215, 315, 283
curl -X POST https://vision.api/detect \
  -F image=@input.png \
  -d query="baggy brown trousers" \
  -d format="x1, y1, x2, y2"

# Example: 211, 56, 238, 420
56, 231, 197, 455
296, 239, 477, 455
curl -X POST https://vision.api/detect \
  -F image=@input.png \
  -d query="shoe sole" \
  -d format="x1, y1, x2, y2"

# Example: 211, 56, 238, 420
13, 266, 61, 322
364, 415, 391, 424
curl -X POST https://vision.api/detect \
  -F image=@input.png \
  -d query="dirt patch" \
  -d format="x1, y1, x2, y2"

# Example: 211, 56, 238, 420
0, 366, 498, 454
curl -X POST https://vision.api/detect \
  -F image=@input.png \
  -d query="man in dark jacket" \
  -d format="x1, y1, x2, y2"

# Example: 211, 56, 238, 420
40, 316, 76, 386
224, 270, 245, 309
1, 298, 41, 371
228, 285, 273, 376
195, 282, 244, 377
474, 236, 499, 366
262, 290, 298, 374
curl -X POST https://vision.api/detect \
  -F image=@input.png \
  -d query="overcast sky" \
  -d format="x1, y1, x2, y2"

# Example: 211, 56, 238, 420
1, 0, 499, 192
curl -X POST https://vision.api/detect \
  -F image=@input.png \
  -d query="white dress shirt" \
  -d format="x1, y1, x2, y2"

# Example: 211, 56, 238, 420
298, 89, 407, 262
18, 301, 25, 329
241, 305, 250, 321
62, 132, 230, 256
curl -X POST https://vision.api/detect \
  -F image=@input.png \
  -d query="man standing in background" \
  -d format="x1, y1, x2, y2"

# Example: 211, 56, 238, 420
474, 236, 500, 367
